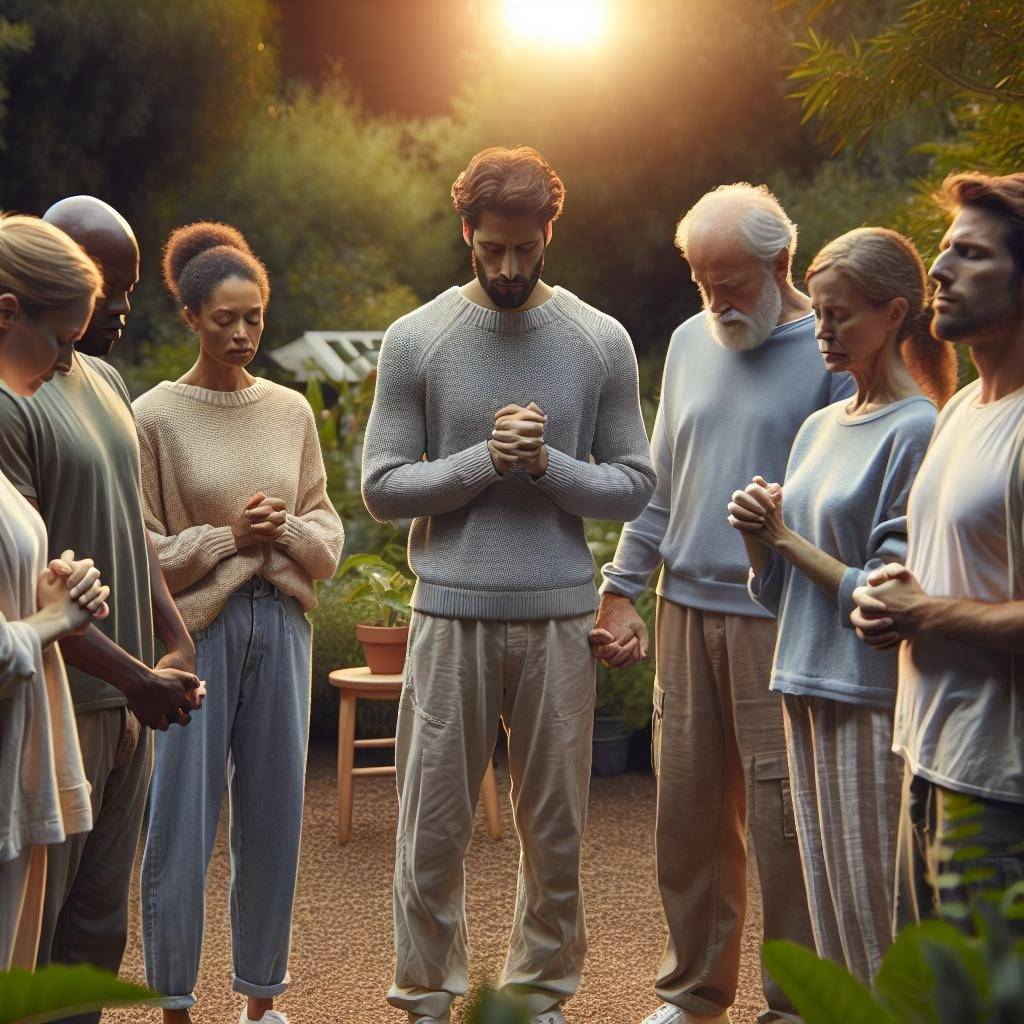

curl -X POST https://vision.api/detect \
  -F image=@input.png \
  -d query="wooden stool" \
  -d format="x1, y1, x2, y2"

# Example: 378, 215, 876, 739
329, 666, 502, 846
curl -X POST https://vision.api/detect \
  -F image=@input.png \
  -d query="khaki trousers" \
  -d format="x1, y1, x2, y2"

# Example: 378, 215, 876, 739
39, 707, 152, 1024
652, 599, 812, 1023
783, 695, 902, 983
388, 611, 596, 1020
0, 844, 46, 970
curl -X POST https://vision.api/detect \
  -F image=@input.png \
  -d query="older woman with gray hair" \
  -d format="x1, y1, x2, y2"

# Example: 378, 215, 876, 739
728, 227, 957, 980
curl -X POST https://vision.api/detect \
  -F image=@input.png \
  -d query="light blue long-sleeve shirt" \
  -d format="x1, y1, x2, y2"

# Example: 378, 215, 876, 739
601, 310, 852, 616
750, 396, 936, 707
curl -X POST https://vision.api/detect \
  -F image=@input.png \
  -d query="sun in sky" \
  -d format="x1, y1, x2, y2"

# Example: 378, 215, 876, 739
502, 0, 610, 46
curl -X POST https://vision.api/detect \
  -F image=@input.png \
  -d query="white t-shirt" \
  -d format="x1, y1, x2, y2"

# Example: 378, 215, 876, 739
894, 381, 1024, 802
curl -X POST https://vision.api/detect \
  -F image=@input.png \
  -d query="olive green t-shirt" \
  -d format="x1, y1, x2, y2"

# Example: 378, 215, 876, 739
0, 352, 154, 711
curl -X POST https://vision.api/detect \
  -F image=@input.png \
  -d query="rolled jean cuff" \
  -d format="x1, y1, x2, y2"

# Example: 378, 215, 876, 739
234, 973, 290, 999
148, 993, 197, 1011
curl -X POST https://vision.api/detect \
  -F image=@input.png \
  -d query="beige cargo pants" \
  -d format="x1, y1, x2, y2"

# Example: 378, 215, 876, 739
387, 610, 596, 1020
652, 599, 812, 1024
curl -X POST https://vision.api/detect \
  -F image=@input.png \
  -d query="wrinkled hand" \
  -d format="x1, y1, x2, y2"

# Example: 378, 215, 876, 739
130, 666, 203, 731
489, 402, 549, 476
245, 492, 288, 542
727, 476, 786, 545
850, 562, 927, 650
37, 549, 111, 635
588, 593, 648, 669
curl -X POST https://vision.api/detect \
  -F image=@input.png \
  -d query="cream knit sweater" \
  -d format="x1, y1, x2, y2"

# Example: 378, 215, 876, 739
133, 378, 344, 631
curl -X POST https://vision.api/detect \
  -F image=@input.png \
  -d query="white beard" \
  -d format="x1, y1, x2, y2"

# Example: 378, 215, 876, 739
707, 271, 783, 351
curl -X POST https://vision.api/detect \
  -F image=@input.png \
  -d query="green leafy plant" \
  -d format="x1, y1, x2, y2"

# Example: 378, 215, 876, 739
336, 553, 414, 628
463, 983, 531, 1024
763, 796, 1024, 1023
0, 963, 152, 1024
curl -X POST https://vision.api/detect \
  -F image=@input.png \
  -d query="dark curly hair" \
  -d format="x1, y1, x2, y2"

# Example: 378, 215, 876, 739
161, 221, 270, 311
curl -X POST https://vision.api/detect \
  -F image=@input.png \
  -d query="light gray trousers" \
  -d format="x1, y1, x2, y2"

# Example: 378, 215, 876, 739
783, 694, 902, 983
140, 578, 312, 1010
388, 611, 596, 1020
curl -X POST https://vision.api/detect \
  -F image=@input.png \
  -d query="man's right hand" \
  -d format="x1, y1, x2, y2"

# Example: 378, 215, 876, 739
128, 666, 202, 731
588, 592, 648, 669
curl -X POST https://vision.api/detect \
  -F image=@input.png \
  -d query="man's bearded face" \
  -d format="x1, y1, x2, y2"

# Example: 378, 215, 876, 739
472, 249, 545, 310
706, 267, 783, 351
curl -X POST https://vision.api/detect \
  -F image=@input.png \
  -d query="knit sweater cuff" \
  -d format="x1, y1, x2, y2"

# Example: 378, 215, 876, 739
449, 440, 500, 491
529, 446, 580, 504
203, 526, 239, 561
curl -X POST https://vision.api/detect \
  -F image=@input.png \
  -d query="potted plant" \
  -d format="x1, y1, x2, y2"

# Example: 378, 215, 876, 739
336, 553, 414, 675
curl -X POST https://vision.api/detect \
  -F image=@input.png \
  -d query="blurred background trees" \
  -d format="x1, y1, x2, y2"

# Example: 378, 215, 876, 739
1, 0, 1018, 740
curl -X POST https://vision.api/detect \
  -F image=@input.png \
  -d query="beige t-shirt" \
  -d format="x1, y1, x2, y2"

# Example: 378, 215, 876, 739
0, 471, 92, 861
894, 380, 1024, 803
0, 353, 154, 711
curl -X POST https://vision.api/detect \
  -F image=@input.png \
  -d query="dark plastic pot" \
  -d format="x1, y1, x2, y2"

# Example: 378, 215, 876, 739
592, 715, 632, 776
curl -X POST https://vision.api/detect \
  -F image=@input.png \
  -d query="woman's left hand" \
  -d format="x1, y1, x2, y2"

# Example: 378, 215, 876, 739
244, 494, 288, 542
727, 475, 788, 547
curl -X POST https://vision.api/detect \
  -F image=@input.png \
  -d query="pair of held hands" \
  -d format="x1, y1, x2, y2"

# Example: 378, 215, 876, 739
726, 474, 927, 650
487, 403, 550, 477
37, 550, 111, 635
37, 550, 208, 731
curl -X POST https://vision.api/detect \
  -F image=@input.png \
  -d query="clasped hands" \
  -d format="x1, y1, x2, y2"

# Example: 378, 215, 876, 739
232, 490, 288, 549
488, 402, 549, 477
37, 549, 111, 635
726, 475, 787, 544
850, 562, 927, 650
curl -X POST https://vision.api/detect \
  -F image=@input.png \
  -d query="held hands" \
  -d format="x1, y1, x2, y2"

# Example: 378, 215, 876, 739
37, 549, 111, 636
588, 593, 649, 670
488, 403, 549, 477
726, 476, 787, 546
232, 491, 288, 549
850, 562, 928, 650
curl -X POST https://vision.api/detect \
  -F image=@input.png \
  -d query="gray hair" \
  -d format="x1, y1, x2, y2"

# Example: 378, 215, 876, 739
675, 182, 798, 274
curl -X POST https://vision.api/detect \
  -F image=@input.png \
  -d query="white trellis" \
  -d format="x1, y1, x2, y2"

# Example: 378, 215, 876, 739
269, 330, 384, 383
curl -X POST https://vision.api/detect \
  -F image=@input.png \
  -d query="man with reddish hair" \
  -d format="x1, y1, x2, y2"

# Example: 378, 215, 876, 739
362, 145, 656, 1024
852, 171, 1024, 925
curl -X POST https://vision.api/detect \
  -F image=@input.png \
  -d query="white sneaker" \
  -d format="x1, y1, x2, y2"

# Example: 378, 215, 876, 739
239, 1010, 289, 1024
534, 1011, 566, 1024
640, 1006, 730, 1024
410, 1015, 450, 1024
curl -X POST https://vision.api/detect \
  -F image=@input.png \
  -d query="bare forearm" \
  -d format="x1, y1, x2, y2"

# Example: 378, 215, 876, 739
147, 534, 194, 668
919, 596, 1024, 655
59, 625, 148, 701
24, 605, 76, 650
774, 529, 847, 602
742, 532, 774, 577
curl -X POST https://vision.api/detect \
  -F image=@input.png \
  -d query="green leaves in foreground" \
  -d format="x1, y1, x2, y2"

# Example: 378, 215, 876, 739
462, 984, 531, 1024
0, 964, 152, 1024
763, 941, 896, 1024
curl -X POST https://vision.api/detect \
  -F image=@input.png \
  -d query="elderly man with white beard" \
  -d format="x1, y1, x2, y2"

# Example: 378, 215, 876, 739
593, 184, 852, 1024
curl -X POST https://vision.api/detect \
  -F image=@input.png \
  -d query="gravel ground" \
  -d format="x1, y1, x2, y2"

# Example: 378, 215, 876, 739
108, 741, 768, 1024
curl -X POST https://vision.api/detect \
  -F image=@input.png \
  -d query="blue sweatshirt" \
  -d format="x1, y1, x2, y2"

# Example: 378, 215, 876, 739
750, 396, 936, 707
601, 310, 852, 616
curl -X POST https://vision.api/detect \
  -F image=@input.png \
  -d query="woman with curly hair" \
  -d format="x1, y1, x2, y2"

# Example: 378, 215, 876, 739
0, 213, 110, 968
727, 227, 957, 982
135, 222, 344, 1024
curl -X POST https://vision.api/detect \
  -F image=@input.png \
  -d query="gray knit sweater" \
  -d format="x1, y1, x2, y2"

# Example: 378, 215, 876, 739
361, 286, 656, 620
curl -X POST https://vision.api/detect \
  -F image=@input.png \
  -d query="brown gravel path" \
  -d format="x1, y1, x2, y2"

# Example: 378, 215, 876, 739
108, 742, 768, 1024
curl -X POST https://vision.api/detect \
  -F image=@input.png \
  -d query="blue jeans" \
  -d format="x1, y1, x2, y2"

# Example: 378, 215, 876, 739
140, 577, 312, 1009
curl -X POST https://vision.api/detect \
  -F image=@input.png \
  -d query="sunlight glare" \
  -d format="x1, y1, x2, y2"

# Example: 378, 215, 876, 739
502, 0, 609, 46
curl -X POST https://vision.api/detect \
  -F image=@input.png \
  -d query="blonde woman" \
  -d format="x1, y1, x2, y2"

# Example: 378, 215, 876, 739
727, 228, 957, 980
0, 214, 111, 968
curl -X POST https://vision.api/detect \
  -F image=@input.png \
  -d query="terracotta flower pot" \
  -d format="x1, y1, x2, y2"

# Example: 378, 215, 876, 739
356, 623, 410, 676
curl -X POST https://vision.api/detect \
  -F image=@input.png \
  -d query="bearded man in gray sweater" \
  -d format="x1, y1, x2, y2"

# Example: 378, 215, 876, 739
362, 146, 656, 1024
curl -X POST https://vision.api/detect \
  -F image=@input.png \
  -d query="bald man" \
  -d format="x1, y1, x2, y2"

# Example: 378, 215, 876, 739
0, 196, 200, 1018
